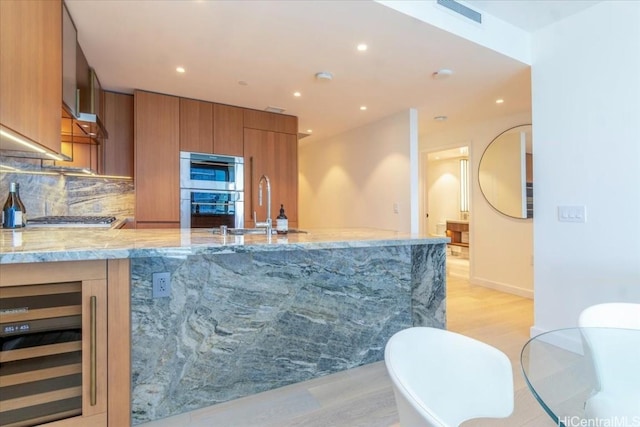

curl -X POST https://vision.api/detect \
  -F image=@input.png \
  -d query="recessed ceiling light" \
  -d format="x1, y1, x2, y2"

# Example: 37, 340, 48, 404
360, 106, 367, 111
238, 80, 248, 86
357, 43, 368, 52
434, 115, 448, 121
306, 129, 313, 133
176, 66, 185, 73
293, 91, 301, 97
496, 99, 504, 104
432, 69, 453, 79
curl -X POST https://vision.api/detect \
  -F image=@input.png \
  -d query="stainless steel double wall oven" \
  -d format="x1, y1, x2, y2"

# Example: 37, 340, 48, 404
180, 151, 244, 229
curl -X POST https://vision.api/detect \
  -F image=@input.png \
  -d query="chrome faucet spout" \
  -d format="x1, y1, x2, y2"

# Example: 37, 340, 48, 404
255, 174, 272, 233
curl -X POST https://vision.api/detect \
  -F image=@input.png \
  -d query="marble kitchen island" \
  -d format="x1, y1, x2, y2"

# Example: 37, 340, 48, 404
0, 228, 447, 425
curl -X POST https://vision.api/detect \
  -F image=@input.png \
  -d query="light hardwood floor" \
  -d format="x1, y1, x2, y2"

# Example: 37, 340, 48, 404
138, 258, 555, 427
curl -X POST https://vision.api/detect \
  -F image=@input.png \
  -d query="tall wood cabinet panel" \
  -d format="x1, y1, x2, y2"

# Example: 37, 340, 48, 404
244, 128, 298, 228
0, 0, 62, 154
179, 98, 213, 153
273, 131, 298, 228
134, 91, 180, 225
0, 259, 131, 427
213, 104, 244, 156
103, 92, 134, 177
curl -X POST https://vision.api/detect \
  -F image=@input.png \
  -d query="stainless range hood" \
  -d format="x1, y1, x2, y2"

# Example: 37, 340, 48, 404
71, 61, 108, 140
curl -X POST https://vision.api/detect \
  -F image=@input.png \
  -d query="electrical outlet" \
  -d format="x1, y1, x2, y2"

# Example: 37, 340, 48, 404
152, 272, 171, 298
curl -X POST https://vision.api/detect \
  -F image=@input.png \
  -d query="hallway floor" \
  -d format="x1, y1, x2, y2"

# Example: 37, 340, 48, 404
138, 258, 553, 427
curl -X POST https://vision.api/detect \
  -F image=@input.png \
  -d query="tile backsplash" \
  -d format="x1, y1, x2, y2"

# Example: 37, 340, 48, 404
0, 156, 134, 219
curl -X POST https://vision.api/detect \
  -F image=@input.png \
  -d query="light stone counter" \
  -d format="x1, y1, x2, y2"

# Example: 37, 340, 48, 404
0, 227, 448, 425
0, 227, 448, 264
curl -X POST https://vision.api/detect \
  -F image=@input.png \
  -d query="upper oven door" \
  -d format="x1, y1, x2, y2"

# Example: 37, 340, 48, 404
180, 152, 244, 191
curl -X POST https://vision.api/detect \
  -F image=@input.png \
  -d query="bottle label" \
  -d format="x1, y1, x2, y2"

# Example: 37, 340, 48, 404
276, 218, 288, 233
3, 208, 23, 228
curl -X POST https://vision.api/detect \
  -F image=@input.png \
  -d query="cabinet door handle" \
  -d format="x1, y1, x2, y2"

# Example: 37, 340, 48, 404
90, 295, 97, 406
249, 156, 254, 215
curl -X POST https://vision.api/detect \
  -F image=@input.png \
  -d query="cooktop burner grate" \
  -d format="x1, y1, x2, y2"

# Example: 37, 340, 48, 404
28, 216, 117, 225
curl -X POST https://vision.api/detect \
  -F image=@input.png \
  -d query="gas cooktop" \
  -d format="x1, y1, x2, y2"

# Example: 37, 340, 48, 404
28, 216, 117, 228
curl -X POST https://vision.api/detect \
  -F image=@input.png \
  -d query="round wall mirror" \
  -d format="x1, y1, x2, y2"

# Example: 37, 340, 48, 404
479, 124, 533, 219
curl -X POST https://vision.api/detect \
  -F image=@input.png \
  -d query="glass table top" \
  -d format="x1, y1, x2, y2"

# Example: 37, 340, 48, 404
520, 327, 640, 427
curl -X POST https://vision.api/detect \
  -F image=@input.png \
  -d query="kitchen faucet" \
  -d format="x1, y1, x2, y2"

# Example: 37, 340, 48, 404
254, 174, 272, 234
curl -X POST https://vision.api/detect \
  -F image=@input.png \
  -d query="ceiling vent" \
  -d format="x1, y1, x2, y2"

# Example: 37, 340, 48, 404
265, 106, 286, 114
436, 0, 482, 24
315, 71, 333, 82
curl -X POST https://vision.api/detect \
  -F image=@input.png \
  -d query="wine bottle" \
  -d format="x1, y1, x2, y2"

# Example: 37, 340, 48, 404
3, 182, 26, 228
276, 204, 288, 234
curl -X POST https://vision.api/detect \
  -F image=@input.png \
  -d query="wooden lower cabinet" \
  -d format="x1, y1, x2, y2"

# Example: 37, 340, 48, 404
0, 260, 131, 427
445, 221, 469, 247
244, 128, 298, 228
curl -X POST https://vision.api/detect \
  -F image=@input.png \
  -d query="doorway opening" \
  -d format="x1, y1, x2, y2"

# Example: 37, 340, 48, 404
423, 145, 470, 278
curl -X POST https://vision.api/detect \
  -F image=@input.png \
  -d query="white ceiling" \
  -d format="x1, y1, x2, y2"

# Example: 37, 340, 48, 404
65, 0, 597, 144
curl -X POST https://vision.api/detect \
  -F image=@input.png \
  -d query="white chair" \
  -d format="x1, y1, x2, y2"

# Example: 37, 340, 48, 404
578, 302, 640, 329
384, 327, 514, 427
578, 303, 640, 421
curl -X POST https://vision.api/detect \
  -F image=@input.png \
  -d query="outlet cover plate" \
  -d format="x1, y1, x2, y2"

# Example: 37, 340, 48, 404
152, 272, 171, 298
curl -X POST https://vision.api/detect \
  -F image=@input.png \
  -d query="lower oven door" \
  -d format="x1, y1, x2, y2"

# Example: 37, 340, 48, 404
180, 189, 244, 229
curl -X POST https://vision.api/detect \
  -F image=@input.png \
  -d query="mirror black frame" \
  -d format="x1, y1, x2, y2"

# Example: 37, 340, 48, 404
478, 124, 533, 219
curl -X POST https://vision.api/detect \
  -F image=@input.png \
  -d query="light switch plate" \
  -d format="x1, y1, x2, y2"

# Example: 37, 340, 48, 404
558, 205, 586, 223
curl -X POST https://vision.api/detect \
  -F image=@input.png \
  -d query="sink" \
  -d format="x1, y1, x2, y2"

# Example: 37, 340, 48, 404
212, 227, 307, 235
212, 228, 269, 235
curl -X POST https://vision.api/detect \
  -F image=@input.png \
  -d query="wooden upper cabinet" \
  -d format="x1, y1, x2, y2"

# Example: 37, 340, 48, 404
134, 90, 180, 223
213, 104, 243, 156
243, 109, 298, 135
179, 98, 213, 153
103, 92, 134, 177
0, 0, 62, 154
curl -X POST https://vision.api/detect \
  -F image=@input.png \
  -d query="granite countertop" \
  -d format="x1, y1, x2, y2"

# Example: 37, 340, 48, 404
0, 227, 448, 264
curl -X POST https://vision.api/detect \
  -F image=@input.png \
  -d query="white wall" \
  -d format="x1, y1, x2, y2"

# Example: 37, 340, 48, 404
531, 2, 640, 332
423, 111, 533, 297
299, 109, 417, 232
425, 156, 464, 236
377, 0, 531, 64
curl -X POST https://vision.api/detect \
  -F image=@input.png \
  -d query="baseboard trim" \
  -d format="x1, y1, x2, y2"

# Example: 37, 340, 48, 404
470, 276, 534, 299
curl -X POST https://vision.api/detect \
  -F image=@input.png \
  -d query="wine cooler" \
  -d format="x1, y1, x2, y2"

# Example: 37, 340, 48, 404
0, 278, 105, 427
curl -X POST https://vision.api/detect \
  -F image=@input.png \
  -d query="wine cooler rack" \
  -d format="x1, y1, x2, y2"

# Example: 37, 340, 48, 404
0, 281, 84, 427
